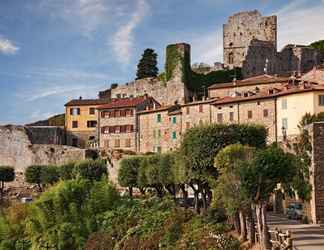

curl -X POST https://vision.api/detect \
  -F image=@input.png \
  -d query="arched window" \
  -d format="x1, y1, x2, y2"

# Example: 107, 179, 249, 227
228, 52, 234, 64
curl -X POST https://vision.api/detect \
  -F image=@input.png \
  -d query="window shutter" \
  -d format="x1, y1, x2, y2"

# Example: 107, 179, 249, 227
70, 108, 73, 115
77, 108, 80, 115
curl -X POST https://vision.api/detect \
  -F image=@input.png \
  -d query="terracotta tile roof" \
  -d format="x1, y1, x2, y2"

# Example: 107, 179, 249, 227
137, 106, 171, 115
211, 84, 324, 105
65, 98, 111, 107
208, 74, 289, 90
97, 96, 158, 110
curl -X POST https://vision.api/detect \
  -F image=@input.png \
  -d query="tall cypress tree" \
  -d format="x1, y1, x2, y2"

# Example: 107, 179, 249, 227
136, 48, 158, 80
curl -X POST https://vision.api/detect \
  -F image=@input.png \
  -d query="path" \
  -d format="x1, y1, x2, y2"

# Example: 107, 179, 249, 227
268, 213, 324, 250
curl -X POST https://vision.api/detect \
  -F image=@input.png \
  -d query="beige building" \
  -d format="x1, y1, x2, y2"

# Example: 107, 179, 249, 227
65, 98, 110, 148
98, 95, 160, 152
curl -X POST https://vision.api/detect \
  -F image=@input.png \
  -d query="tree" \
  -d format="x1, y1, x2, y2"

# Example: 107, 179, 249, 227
118, 156, 142, 197
136, 48, 158, 80
26, 179, 119, 250
310, 40, 324, 53
214, 144, 255, 244
0, 166, 15, 198
179, 124, 267, 213
159, 153, 177, 197
40, 165, 60, 185
59, 162, 76, 180
25, 165, 43, 191
74, 159, 107, 181
239, 144, 310, 250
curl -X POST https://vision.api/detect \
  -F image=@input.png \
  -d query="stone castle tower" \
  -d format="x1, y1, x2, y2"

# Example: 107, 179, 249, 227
223, 10, 277, 69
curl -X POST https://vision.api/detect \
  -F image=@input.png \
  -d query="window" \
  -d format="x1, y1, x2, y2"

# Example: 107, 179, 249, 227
72, 121, 78, 128
172, 131, 177, 140
70, 108, 80, 116
101, 126, 109, 134
72, 138, 78, 147
156, 146, 162, 153
104, 140, 109, 148
125, 139, 131, 148
115, 126, 120, 133
186, 106, 190, 115
248, 110, 253, 119
158, 129, 161, 138
114, 139, 120, 148
281, 99, 287, 110
199, 120, 203, 125
319, 95, 324, 106
228, 52, 234, 64
186, 122, 190, 129
282, 118, 288, 130
153, 130, 156, 138
126, 109, 134, 116
263, 109, 269, 118
229, 112, 234, 122
217, 113, 223, 123
172, 116, 177, 124
87, 120, 97, 128
116, 94, 121, 98
89, 108, 95, 115
115, 110, 121, 117
120, 110, 126, 117
199, 105, 203, 113
126, 125, 133, 133
157, 114, 162, 123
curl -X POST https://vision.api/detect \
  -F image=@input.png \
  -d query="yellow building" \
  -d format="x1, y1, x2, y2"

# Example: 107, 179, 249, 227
276, 86, 324, 139
65, 98, 110, 148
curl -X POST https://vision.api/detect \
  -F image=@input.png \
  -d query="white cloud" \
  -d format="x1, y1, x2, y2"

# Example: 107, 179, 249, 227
0, 37, 19, 55
16, 68, 110, 102
38, 0, 114, 37
110, 0, 149, 64
274, 0, 324, 50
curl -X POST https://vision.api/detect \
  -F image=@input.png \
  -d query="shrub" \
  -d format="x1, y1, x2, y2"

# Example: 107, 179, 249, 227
0, 166, 15, 196
59, 162, 76, 180
40, 165, 60, 185
25, 165, 43, 190
85, 232, 115, 250
74, 159, 108, 181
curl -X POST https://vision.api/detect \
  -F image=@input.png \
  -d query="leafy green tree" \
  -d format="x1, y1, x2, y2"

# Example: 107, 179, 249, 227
239, 144, 310, 250
179, 124, 267, 213
26, 179, 119, 250
310, 40, 324, 53
40, 165, 60, 185
59, 162, 76, 180
159, 153, 177, 197
136, 48, 158, 80
118, 156, 142, 197
214, 144, 255, 243
74, 159, 107, 181
0, 166, 15, 198
25, 165, 43, 191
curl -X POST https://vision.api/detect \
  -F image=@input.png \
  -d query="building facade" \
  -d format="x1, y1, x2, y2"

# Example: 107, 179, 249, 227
65, 98, 110, 148
98, 95, 160, 152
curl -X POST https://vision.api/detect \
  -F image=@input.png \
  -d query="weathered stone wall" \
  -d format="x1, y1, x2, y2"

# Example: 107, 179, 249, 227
223, 10, 277, 69
26, 126, 66, 145
307, 122, 324, 224
0, 125, 85, 175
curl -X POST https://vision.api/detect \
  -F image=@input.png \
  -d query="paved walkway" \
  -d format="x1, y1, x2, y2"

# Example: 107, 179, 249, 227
268, 213, 324, 250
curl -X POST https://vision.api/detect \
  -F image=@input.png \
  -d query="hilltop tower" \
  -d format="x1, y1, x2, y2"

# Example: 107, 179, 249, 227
223, 10, 277, 69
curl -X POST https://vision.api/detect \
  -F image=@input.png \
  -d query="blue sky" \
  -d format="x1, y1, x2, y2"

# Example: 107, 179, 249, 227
0, 0, 324, 124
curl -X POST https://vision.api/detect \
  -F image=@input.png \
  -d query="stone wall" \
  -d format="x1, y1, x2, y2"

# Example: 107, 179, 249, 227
0, 125, 85, 176
223, 10, 277, 69
307, 122, 324, 223
26, 126, 66, 145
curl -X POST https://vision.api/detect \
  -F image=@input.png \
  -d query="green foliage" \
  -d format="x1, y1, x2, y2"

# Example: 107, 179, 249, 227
0, 166, 15, 195
310, 40, 324, 53
74, 159, 107, 181
180, 124, 266, 172
26, 179, 119, 250
85, 232, 115, 250
136, 48, 159, 80
40, 165, 60, 185
59, 162, 76, 180
118, 157, 142, 193
189, 68, 242, 93
25, 165, 43, 188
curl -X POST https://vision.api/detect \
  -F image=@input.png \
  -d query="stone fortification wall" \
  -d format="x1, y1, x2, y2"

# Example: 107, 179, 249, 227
0, 125, 85, 174
26, 126, 66, 145
107, 43, 192, 106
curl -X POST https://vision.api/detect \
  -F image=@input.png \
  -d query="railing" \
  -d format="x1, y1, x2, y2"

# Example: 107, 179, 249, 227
269, 228, 293, 250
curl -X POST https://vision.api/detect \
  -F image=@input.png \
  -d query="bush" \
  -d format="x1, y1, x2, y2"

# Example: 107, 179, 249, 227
59, 162, 76, 180
74, 159, 108, 181
0, 166, 15, 196
85, 232, 115, 250
25, 165, 43, 190
40, 165, 60, 185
